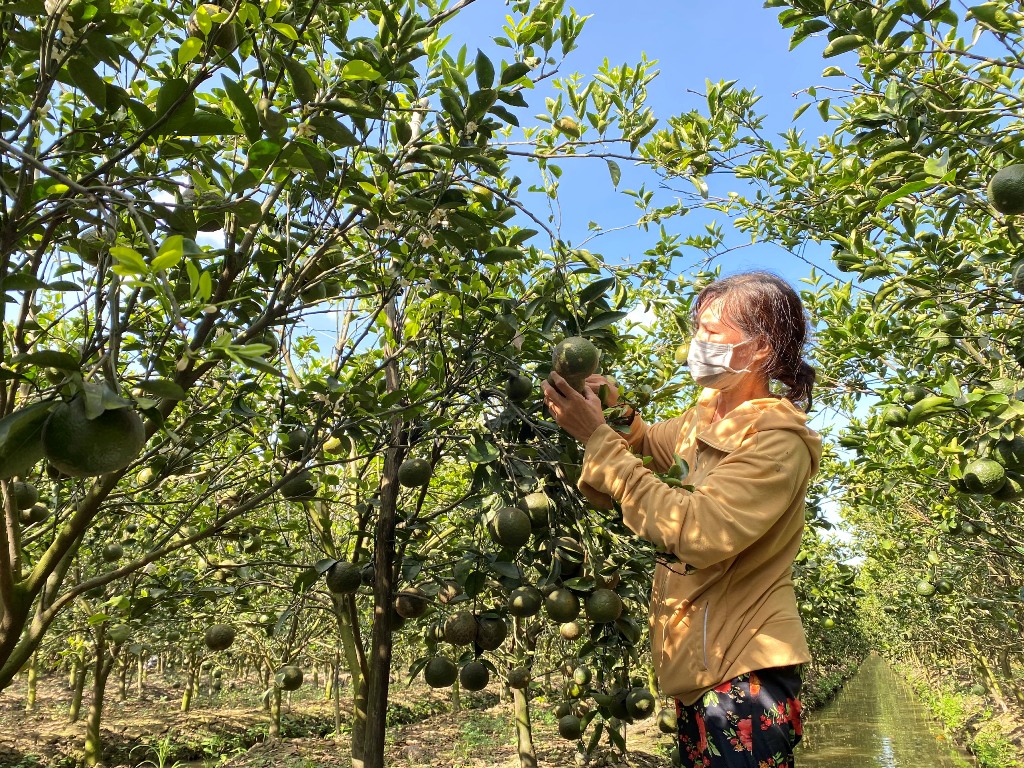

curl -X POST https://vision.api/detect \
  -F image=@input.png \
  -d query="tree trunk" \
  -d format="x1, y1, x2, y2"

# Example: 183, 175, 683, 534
137, 655, 145, 698
354, 418, 404, 768
181, 655, 197, 713
334, 593, 368, 760
25, 649, 37, 711
83, 628, 117, 767
69, 656, 86, 723
269, 687, 283, 740
119, 660, 128, 701
513, 686, 538, 768
452, 678, 461, 713
333, 653, 343, 737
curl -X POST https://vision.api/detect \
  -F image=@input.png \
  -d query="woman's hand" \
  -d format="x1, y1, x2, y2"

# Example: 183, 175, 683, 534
542, 372, 607, 443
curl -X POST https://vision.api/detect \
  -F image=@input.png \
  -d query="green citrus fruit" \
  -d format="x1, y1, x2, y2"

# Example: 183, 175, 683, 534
279, 427, 309, 461
625, 687, 656, 720
102, 542, 123, 562
585, 588, 623, 623
1012, 262, 1024, 295
993, 470, 1024, 502
554, 701, 573, 718
935, 578, 954, 595
394, 586, 429, 619
325, 561, 362, 594
916, 580, 936, 597
878, 405, 907, 427
970, 682, 987, 696
459, 660, 489, 691
988, 164, 1024, 215
557, 714, 583, 740
475, 615, 508, 650
187, 3, 239, 50
822, 617, 836, 629
657, 707, 677, 734
277, 665, 303, 691
443, 611, 478, 646
9, 481, 37, 510
523, 492, 552, 529
397, 457, 431, 488
552, 337, 600, 393
423, 656, 458, 688
42, 397, 146, 477
559, 621, 583, 641
993, 436, 1024, 470
26, 503, 49, 524
545, 588, 580, 623
280, 470, 317, 501
573, 666, 592, 686
506, 374, 533, 402
507, 666, 531, 689
488, 506, 532, 550
507, 585, 543, 617
901, 385, 930, 404
963, 458, 1006, 494
204, 624, 236, 651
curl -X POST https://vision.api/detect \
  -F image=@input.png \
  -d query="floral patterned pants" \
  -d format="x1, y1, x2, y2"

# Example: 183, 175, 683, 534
675, 666, 803, 768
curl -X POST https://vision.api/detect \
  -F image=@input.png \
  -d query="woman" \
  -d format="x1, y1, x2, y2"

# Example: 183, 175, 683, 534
542, 272, 820, 768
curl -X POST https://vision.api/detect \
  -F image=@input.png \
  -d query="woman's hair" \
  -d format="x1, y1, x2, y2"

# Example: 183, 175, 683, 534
692, 271, 815, 411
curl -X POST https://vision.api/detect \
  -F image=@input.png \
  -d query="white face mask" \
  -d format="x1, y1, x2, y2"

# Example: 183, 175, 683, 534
687, 338, 754, 390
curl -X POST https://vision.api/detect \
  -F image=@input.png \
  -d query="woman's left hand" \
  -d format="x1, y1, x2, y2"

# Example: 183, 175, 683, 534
542, 372, 607, 443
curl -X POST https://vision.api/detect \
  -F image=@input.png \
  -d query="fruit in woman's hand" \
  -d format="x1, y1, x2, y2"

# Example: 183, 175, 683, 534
551, 337, 600, 394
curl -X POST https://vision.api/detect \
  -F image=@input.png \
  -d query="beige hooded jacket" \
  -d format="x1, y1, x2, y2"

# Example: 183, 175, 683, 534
578, 390, 821, 705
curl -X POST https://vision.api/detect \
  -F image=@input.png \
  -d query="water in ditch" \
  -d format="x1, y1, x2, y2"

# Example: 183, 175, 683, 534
796, 652, 975, 767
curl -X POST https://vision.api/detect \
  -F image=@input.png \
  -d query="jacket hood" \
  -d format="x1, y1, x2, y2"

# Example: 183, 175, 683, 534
696, 390, 821, 476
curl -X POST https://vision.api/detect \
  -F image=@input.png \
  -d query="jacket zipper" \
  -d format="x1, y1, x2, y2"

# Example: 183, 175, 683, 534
702, 602, 709, 670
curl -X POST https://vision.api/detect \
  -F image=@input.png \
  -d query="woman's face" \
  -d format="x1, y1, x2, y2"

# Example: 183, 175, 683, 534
694, 297, 746, 345
694, 297, 767, 371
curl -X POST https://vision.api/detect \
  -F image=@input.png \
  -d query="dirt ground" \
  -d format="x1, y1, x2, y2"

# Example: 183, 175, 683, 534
0, 674, 673, 768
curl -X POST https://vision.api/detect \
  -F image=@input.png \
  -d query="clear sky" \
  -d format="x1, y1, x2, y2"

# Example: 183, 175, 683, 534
442, 1, 839, 287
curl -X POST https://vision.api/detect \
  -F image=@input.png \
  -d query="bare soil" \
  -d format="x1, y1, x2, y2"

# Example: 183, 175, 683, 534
0, 674, 673, 768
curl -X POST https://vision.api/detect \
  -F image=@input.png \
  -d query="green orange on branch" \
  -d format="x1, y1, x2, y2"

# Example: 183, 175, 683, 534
987, 164, 1024, 215
41, 397, 146, 477
397, 457, 431, 488
551, 336, 600, 394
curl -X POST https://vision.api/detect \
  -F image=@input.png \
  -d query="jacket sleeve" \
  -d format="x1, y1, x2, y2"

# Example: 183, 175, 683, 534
578, 416, 686, 509
578, 425, 812, 569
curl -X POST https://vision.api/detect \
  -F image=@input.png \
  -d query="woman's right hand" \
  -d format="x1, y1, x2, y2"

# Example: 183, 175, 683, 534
586, 375, 619, 407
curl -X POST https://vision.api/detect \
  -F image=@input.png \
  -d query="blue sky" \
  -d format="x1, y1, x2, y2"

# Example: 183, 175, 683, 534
442, 1, 839, 287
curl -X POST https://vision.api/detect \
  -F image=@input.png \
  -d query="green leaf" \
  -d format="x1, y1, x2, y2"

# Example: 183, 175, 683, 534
153, 78, 196, 133
68, 65, 107, 109
822, 34, 868, 57
340, 59, 381, 81
923, 150, 948, 180
500, 61, 531, 86
475, 49, 494, 90
606, 158, 621, 188
177, 37, 204, 66
584, 310, 629, 332
109, 246, 148, 274
309, 115, 359, 146
875, 179, 933, 210
270, 21, 298, 40
13, 350, 79, 370
480, 246, 520, 264
177, 109, 239, 136
152, 235, 184, 272
247, 139, 282, 171
467, 438, 499, 464
134, 379, 186, 400
221, 75, 262, 143
284, 57, 317, 103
